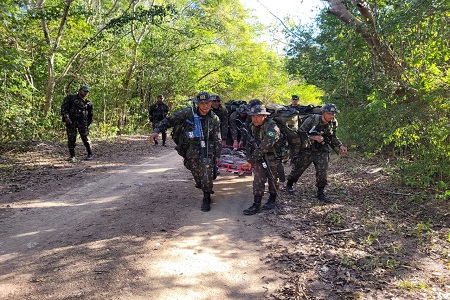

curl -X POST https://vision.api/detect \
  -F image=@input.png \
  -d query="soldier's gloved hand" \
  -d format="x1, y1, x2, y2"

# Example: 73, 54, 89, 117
65, 117, 72, 125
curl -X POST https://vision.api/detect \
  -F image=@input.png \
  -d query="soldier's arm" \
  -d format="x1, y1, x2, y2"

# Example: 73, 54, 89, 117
258, 122, 280, 154
153, 109, 188, 134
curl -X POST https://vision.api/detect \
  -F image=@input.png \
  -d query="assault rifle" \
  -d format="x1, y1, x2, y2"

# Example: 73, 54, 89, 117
236, 120, 274, 181
308, 124, 340, 155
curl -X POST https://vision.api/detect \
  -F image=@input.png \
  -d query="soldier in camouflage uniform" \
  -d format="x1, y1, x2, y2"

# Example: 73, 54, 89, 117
60, 85, 93, 162
241, 105, 281, 215
286, 103, 347, 202
287, 95, 302, 111
149, 94, 170, 146
229, 105, 248, 149
150, 92, 221, 212
210, 94, 229, 147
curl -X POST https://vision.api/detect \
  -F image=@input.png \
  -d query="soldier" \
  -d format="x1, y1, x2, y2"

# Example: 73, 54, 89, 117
287, 95, 301, 111
229, 104, 248, 149
210, 94, 229, 147
285, 103, 348, 202
149, 94, 170, 146
150, 92, 221, 212
241, 105, 281, 215
61, 85, 93, 162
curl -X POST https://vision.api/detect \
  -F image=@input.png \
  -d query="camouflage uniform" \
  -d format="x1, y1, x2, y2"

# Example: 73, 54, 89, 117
149, 99, 169, 145
211, 105, 229, 143
229, 107, 248, 147
243, 105, 281, 215
287, 113, 343, 199
61, 91, 93, 159
153, 106, 221, 195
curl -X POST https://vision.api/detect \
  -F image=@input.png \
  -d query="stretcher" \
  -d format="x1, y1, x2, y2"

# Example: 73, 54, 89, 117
217, 147, 252, 176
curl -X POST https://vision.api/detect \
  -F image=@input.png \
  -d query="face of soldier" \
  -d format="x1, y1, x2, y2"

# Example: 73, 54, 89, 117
211, 99, 220, 109
157, 97, 164, 103
197, 101, 212, 116
322, 111, 336, 124
79, 90, 89, 100
251, 114, 266, 126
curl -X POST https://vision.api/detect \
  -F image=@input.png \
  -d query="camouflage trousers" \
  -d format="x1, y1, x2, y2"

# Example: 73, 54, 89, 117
288, 150, 329, 188
152, 122, 167, 142
66, 123, 92, 155
184, 157, 215, 193
252, 159, 279, 197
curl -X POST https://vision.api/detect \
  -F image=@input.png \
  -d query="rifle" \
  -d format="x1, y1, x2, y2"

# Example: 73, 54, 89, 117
237, 120, 274, 181
308, 124, 340, 155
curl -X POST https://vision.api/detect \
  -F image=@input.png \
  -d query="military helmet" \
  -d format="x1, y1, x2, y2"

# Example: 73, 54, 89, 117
210, 94, 221, 101
194, 91, 211, 103
321, 103, 340, 114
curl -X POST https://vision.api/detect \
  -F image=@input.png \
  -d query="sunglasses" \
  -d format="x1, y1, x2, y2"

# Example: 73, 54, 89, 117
212, 100, 221, 102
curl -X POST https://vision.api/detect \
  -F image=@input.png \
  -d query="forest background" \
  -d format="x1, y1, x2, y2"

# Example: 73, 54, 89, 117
0, 0, 449, 196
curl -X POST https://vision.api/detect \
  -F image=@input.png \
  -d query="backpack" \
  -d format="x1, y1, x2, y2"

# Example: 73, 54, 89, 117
225, 100, 247, 116
265, 103, 323, 154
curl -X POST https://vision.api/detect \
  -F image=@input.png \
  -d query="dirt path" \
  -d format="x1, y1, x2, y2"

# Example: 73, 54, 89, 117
1, 136, 449, 299
0, 144, 283, 300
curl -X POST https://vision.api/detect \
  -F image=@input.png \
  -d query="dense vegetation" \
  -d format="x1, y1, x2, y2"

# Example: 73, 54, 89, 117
285, 0, 450, 194
1, 0, 449, 194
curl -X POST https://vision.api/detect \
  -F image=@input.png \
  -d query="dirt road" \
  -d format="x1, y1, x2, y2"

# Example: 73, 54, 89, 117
0, 145, 283, 300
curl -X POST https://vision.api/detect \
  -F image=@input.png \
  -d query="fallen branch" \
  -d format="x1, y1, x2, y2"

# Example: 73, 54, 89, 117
324, 227, 357, 236
385, 191, 413, 196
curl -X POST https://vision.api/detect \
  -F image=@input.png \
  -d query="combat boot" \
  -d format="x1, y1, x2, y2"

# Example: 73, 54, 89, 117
201, 192, 211, 212
317, 187, 331, 202
286, 179, 295, 194
243, 196, 262, 215
162, 139, 166, 146
262, 194, 277, 210
69, 148, 76, 162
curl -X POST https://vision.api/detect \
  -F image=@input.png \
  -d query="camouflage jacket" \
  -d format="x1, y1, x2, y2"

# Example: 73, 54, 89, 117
154, 107, 221, 158
245, 118, 280, 165
229, 111, 248, 141
211, 105, 229, 139
300, 114, 342, 151
149, 102, 169, 122
61, 94, 93, 125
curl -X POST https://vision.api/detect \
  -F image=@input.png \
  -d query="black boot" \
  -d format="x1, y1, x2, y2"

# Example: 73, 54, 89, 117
262, 194, 277, 210
201, 192, 211, 212
317, 187, 331, 202
286, 179, 295, 194
243, 196, 262, 215
69, 148, 76, 162
162, 139, 166, 146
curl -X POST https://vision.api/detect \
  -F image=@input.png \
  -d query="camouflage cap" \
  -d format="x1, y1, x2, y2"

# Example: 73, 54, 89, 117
248, 99, 262, 108
157, 94, 164, 99
321, 103, 340, 114
194, 91, 211, 103
291, 95, 299, 100
237, 104, 247, 114
80, 85, 90, 92
210, 94, 221, 101
247, 105, 271, 116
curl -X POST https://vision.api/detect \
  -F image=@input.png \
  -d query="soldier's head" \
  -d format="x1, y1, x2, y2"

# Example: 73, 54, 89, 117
321, 103, 339, 122
237, 104, 247, 117
78, 85, 90, 99
291, 95, 299, 106
157, 94, 164, 102
194, 91, 212, 116
210, 94, 221, 109
247, 105, 270, 126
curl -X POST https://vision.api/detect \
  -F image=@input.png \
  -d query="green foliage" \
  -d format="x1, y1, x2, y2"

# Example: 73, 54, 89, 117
285, 1, 450, 191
